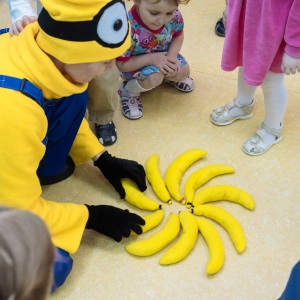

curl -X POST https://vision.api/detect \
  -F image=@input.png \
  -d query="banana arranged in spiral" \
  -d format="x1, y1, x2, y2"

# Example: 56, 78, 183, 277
185, 164, 235, 207
123, 150, 254, 271
165, 149, 207, 204
192, 185, 255, 210
159, 211, 198, 265
197, 217, 225, 275
145, 154, 172, 204
125, 213, 180, 256
131, 209, 165, 236
122, 178, 163, 211
191, 204, 246, 253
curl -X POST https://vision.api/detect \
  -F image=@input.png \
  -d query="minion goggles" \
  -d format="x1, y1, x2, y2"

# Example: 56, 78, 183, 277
38, 0, 129, 48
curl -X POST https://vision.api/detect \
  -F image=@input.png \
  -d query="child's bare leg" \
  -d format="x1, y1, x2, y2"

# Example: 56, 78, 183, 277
119, 73, 164, 120
166, 64, 190, 82
138, 72, 164, 90
164, 64, 194, 92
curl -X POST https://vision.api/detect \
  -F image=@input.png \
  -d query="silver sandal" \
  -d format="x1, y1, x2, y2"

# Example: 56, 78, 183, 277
210, 98, 254, 126
118, 82, 143, 120
242, 122, 283, 156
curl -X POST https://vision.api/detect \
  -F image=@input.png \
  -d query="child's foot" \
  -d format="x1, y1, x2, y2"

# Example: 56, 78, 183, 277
95, 122, 117, 146
165, 76, 195, 92
210, 99, 254, 126
118, 82, 143, 120
242, 122, 282, 156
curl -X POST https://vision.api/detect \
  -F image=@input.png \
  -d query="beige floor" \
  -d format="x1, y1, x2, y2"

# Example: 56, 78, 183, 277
1, 1, 300, 299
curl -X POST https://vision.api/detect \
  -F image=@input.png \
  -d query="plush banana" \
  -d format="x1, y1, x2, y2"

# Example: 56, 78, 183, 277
192, 185, 255, 210
145, 154, 172, 204
159, 211, 198, 265
191, 204, 246, 254
131, 209, 165, 236
121, 178, 163, 211
197, 218, 225, 275
125, 213, 180, 256
165, 149, 207, 204
185, 164, 235, 208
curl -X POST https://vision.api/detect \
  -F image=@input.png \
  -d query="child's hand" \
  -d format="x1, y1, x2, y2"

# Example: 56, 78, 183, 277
281, 52, 300, 75
152, 52, 178, 75
10, 15, 37, 36
165, 60, 180, 78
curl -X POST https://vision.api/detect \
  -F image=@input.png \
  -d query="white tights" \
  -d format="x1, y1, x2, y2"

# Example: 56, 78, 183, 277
233, 67, 287, 143
235, 67, 288, 129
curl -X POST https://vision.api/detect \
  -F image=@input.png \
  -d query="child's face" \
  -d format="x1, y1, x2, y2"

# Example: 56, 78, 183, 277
64, 60, 116, 84
135, 0, 178, 30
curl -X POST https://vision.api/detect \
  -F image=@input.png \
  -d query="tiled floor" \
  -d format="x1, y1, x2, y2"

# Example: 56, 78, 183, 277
1, 1, 300, 299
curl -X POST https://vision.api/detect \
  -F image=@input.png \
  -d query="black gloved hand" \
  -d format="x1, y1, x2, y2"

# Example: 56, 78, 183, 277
94, 151, 147, 199
85, 205, 145, 242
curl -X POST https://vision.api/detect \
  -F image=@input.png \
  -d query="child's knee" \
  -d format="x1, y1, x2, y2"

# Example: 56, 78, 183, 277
144, 72, 164, 88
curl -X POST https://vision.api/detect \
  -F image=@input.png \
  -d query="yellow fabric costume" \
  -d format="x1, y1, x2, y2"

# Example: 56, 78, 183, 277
0, 0, 130, 254
0, 24, 106, 254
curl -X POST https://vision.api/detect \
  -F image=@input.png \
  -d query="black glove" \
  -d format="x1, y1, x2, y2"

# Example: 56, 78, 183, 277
85, 205, 145, 242
94, 151, 147, 199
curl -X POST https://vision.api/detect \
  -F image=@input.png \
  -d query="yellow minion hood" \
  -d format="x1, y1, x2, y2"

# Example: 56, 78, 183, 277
36, 0, 130, 64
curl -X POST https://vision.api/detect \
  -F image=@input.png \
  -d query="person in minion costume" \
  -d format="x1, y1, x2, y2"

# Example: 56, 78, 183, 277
0, 0, 148, 293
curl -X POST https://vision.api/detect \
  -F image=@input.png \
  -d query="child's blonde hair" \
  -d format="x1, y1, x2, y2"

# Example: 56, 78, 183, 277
0, 206, 54, 300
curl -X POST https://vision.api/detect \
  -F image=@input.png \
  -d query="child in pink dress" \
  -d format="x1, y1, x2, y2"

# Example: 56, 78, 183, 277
210, 0, 300, 156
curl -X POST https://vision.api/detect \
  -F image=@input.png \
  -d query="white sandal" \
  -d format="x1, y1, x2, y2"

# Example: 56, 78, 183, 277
118, 82, 143, 120
210, 98, 254, 126
165, 76, 195, 92
242, 122, 283, 156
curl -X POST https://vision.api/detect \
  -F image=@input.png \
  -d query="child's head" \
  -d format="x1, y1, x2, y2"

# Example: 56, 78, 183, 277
0, 207, 54, 300
133, 0, 190, 31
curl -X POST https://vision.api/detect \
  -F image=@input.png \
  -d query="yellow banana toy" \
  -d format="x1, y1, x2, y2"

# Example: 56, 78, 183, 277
185, 164, 235, 208
165, 149, 207, 204
191, 204, 246, 254
122, 178, 163, 211
131, 209, 165, 236
125, 213, 180, 256
192, 185, 255, 210
197, 218, 225, 275
159, 211, 198, 265
145, 154, 172, 204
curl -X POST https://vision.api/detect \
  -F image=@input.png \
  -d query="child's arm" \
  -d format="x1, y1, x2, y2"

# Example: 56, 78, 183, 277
6, 0, 37, 36
167, 34, 184, 59
7, 0, 37, 23
116, 53, 157, 72
116, 52, 177, 75
164, 34, 184, 77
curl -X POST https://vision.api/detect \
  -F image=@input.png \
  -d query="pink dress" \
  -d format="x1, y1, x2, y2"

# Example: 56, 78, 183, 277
222, 0, 300, 86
